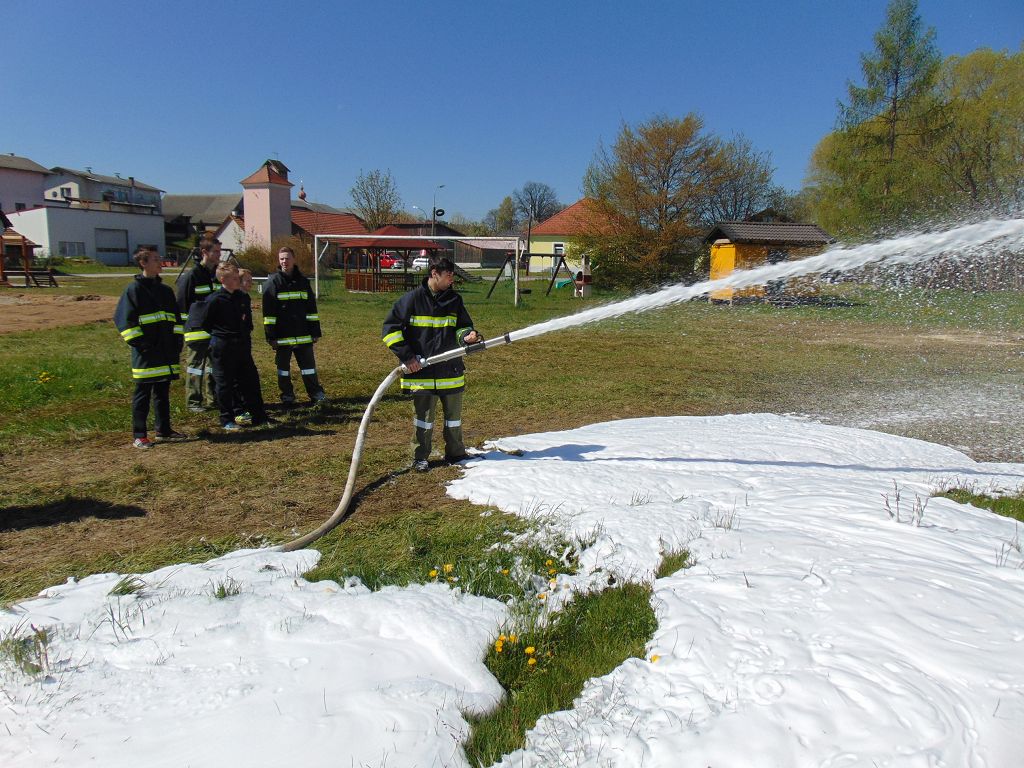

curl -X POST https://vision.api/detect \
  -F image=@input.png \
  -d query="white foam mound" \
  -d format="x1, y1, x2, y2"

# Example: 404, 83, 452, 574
3, 415, 1022, 767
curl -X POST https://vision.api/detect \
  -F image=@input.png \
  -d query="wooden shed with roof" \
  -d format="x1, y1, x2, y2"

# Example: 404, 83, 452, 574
703, 214, 834, 302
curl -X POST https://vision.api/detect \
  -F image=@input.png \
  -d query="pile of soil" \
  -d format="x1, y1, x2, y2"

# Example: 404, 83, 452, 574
0, 293, 116, 333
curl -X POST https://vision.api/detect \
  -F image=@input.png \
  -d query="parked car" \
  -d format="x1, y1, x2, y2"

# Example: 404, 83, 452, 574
411, 256, 430, 270
380, 254, 404, 269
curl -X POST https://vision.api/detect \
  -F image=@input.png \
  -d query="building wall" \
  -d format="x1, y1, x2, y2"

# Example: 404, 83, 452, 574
528, 234, 577, 273
242, 184, 291, 249
44, 172, 162, 212
216, 219, 246, 252
0, 168, 46, 213
710, 241, 823, 301
7, 207, 165, 265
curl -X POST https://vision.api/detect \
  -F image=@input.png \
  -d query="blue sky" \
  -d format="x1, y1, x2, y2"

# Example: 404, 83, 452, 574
7, 1, 1022, 222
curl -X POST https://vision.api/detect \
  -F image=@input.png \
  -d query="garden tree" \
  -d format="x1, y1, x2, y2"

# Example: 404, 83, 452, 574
810, 0, 944, 234
926, 46, 1024, 212
483, 196, 519, 234
698, 135, 777, 225
579, 113, 727, 289
349, 169, 402, 231
448, 213, 491, 236
512, 181, 564, 224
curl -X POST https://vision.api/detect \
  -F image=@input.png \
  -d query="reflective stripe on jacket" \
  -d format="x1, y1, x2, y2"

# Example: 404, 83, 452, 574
114, 275, 184, 381
262, 267, 321, 344
381, 278, 475, 393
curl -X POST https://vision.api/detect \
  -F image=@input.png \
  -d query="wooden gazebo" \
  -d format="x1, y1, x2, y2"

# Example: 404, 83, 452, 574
337, 228, 441, 292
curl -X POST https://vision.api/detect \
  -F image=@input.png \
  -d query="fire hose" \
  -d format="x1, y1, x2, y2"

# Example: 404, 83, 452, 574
277, 333, 514, 552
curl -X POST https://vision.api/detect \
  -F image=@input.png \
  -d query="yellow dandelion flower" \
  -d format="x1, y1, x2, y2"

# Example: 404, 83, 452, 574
545, 559, 553, 566
508, 634, 518, 643
527, 658, 537, 666
494, 642, 504, 653
548, 568, 557, 575
650, 654, 661, 663
537, 593, 546, 601
498, 634, 507, 642
501, 568, 510, 575
429, 569, 438, 578
524, 646, 535, 655
546, 651, 553, 657
443, 563, 454, 574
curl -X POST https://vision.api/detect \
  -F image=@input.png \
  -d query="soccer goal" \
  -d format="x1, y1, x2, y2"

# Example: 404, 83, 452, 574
311, 233, 528, 303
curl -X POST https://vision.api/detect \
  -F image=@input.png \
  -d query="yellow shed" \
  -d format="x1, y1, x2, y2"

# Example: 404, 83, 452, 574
704, 217, 834, 302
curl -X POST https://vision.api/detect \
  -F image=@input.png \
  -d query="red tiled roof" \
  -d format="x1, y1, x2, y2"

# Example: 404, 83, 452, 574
291, 209, 367, 236
531, 198, 608, 236
239, 164, 293, 187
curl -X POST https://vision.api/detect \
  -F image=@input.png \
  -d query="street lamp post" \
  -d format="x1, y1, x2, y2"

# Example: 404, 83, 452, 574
431, 184, 445, 237
411, 205, 427, 222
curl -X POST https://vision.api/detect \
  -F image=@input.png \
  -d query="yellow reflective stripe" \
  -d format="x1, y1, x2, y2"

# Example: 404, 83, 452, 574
277, 291, 308, 300
132, 365, 173, 379
383, 331, 404, 348
409, 315, 456, 328
263, 317, 277, 325
277, 335, 314, 345
138, 312, 164, 325
305, 314, 319, 321
184, 330, 211, 342
170, 364, 181, 374
173, 325, 184, 334
121, 326, 143, 341
400, 375, 465, 391
195, 285, 213, 294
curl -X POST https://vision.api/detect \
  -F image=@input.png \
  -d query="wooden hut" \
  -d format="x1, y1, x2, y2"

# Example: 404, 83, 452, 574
704, 215, 834, 302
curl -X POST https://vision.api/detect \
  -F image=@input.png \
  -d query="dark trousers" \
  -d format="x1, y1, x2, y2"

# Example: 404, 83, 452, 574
412, 390, 464, 462
132, 380, 171, 438
275, 344, 323, 399
210, 337, 266, 426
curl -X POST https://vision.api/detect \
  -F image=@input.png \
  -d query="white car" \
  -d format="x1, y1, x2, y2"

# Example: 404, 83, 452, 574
411, 256, 430, 270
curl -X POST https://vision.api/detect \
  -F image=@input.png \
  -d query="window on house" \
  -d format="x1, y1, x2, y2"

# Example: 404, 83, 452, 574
61, 187, 72, 198
553, 242, 565, 255
59, 241, 87, 257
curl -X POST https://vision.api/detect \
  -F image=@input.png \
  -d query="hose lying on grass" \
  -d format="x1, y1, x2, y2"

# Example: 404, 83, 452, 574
276, 334, 513, 552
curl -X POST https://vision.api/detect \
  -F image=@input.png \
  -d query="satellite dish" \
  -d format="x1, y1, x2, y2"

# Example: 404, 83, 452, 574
433, 208, 445, 218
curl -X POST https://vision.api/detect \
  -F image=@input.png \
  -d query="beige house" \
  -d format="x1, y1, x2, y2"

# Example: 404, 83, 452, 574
527, 198, 606, 274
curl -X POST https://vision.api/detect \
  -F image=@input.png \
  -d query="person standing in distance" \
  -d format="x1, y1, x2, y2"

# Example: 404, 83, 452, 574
382, 255, 481, 471
113, 246, 186, 448
177, 238, 221, 412
262, 246, 327, 405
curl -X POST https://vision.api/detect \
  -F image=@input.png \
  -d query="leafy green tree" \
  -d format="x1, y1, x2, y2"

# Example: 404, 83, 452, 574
927, 46, 1024, 211
580, 114, 726, 288
484, 196, 519, 234
808, 0, 945, 234
349, 169, 402, 231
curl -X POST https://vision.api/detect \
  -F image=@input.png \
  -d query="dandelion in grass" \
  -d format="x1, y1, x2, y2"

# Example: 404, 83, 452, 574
501, 568, 510, 575
508, 634, 518, 644
429, 569, 438, 578
548, 567, 557, 575
527, 657, 537, 667
537, 592, 546, 601
545, 559, 553, 566
650, 654, 661, 663
443, 563, 454, 574
524, 646, 535, 655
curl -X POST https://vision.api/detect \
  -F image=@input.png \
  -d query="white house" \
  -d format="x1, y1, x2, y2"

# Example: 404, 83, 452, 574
8, 206, 166, 264
1, 158, 165, 264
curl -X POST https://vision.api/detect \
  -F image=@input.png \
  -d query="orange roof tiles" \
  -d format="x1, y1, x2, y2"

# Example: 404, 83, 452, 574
531, 198, 608, 236
291, 209, 367, 236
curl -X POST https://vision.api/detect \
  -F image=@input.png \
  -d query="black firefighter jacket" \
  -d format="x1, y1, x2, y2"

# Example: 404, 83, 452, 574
262, 267, 321, 347
382, 278, 476, 393
114, 275, 184, 382
176, 262, 219, 346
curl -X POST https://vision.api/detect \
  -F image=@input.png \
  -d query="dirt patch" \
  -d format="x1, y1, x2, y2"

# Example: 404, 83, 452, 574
0, 293, 116, 333
806, 327, 1023, 349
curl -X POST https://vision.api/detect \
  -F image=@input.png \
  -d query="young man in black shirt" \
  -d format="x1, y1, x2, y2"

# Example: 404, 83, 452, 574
202, 263, 268, 430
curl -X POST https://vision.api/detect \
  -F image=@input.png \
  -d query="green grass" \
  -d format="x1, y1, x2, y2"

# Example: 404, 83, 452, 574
937, 488, 1024, 523
464, 582, 657, 765
0, 623, 52, 678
